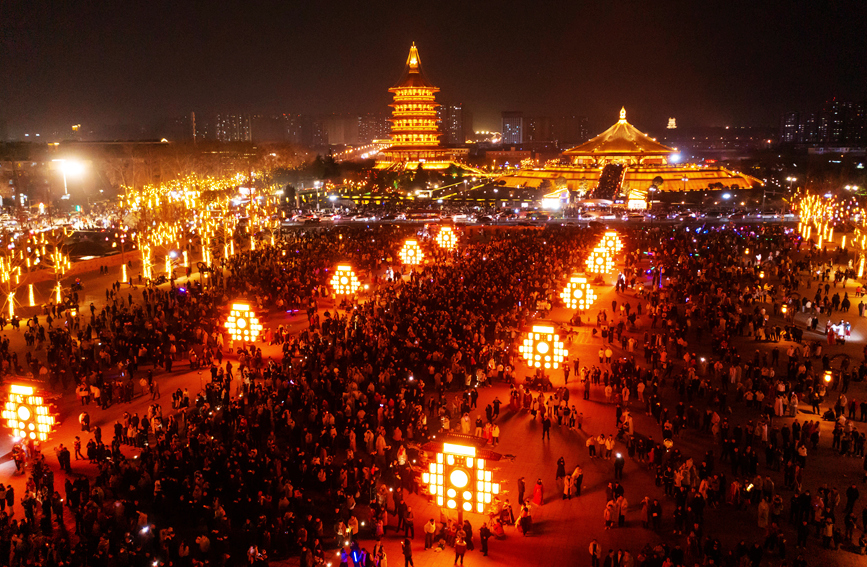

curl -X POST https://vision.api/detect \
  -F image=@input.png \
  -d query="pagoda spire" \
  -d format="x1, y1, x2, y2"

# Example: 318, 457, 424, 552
407, 42, 421, 70
619, 107, 627, 122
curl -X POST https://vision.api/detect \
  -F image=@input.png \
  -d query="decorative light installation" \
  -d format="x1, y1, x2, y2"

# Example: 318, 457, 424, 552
2, 384, 58, 442
560, 275, 597, 310
436, 226, 457, 250
422, 442, 499, 515
330, 265, 361, 295
399, 239, 424, 265
599, 231, 623, 254
586, 247, 614, 274
224, 303, 264, 343
518, 325, 568, 370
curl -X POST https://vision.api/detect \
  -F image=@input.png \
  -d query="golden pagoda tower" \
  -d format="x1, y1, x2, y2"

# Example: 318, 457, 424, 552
376, 43, 454, 169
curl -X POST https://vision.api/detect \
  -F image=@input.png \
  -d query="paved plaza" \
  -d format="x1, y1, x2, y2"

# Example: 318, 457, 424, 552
1, 231, 866, 567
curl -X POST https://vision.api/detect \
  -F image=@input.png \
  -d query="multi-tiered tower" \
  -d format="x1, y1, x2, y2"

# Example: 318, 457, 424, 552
377, 43, 454, 169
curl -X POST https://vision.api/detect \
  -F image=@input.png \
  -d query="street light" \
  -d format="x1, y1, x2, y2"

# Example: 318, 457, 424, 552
786, 177, 796, 191
681, 177, 688, 192
52, 159, 85, 199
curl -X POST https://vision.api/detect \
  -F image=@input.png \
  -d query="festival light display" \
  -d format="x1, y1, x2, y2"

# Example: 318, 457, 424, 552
518, 324, 568, 370
2, 384, 58, 442
436, 226, 457, 250
224, 303, 264, 343
399, 239, 424, 265
586, 247, 614, 274
423, 443, 499, 515
560, 275, 597, 310
599, 231, 623, 254
330, 265, 361, 295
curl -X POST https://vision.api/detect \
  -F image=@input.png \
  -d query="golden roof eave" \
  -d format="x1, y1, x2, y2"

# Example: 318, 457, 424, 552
563, 108, 676, 157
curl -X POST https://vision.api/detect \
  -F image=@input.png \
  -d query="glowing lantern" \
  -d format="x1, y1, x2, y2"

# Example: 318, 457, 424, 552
436, 226, 457, 250
2, 384, 58, 442
423, 443, 499, 517
599, 231, 623, 254
330, 265, 361, 295
399, 239, 424, 265
560, 275, 597, 311
28, 284, 35, 307
586, 247, 614, 274
224, 303, 264, 343
518, 324, 568, 370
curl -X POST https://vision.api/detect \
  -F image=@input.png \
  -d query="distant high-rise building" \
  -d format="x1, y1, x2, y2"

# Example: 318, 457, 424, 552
526, 116, 553, 142
797, 113, 818, 144
501, 111, 524, 144
780, 112, 799, 143
357, 113, 390, 144
437, 104, 466, 144
818, 100, 848, 145
552, 115, 589, 146
215, 114, 252, 142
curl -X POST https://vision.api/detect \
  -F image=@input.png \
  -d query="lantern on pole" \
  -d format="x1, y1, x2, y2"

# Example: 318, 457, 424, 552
2, 384, 58, 442
598, 231, 623, 254
518, 324, 568, 370
586, 247, 613, 274
560, 275, 597, 311
423, 442, 500, 522
224, 303, 264, 343
436, 226, 457, 250
330, 265, 361, 296
399, 239, 424, 266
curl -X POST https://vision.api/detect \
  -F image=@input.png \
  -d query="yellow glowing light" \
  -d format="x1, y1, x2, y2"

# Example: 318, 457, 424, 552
450, 469, 469, 488
560, 275, 597, 310
330, 265, 361, 295
224, 302, 264, 343
586, 247, 614, 274
518, 324, 568, 369
122, 263, 127, 283
28, 284, 34, 307
435, 226, 457, 250
599, 231, 623, 254
426, 442, 500, 514
399, 239, 424, 266
4, 384, 57, 442
443, 443, 476, 457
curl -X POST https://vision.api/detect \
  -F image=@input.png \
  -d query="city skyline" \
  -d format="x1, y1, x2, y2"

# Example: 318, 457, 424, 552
2, 1, 866, 139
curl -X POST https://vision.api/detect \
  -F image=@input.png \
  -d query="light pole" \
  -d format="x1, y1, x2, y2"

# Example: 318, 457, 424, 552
52, 159, 85, 201
787, 176, 796, 192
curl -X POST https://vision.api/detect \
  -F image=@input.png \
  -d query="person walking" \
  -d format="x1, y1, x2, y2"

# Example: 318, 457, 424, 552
401, 536, 413, 567
589, 539, 602, 567
517, 477, 525, 504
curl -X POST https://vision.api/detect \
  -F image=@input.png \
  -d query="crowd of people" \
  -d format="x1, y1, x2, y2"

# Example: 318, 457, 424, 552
0, 222, 863, 567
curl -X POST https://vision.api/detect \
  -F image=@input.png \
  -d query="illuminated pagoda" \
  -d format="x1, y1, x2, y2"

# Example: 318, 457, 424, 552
495, 108, 762, 207
376, 43, 457, 170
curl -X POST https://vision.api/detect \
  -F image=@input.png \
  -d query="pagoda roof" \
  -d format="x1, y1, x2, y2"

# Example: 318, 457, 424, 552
391, 43, 437, 90
563, 108, 675, 157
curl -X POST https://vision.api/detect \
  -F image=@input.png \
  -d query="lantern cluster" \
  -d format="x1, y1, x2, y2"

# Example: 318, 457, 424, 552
560, 275, 597, 310
436, 226, 457, 250
224, 303, 264, 343
599, 231, 623, 254
586, 247, 614, 274
2, 385, 57, 442
330, 265, 361, 295
399, 239, 424, 265
518, 325, 568, 369
423, 443, 499, 514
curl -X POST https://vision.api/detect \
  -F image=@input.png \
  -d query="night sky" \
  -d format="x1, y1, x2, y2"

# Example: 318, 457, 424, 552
2, 1, 865, 135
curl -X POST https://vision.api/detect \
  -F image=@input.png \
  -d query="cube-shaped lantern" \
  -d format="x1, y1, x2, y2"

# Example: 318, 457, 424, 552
224, 303, 264, 343
399, 239, 424, 265
2, 384, 58, 442
436, 226, 457, 250
330, 265, 361, 295
586, 246, 614, 274
518, 325, 568, 370
560, 275, 597, 310
422, 443, 499, 514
